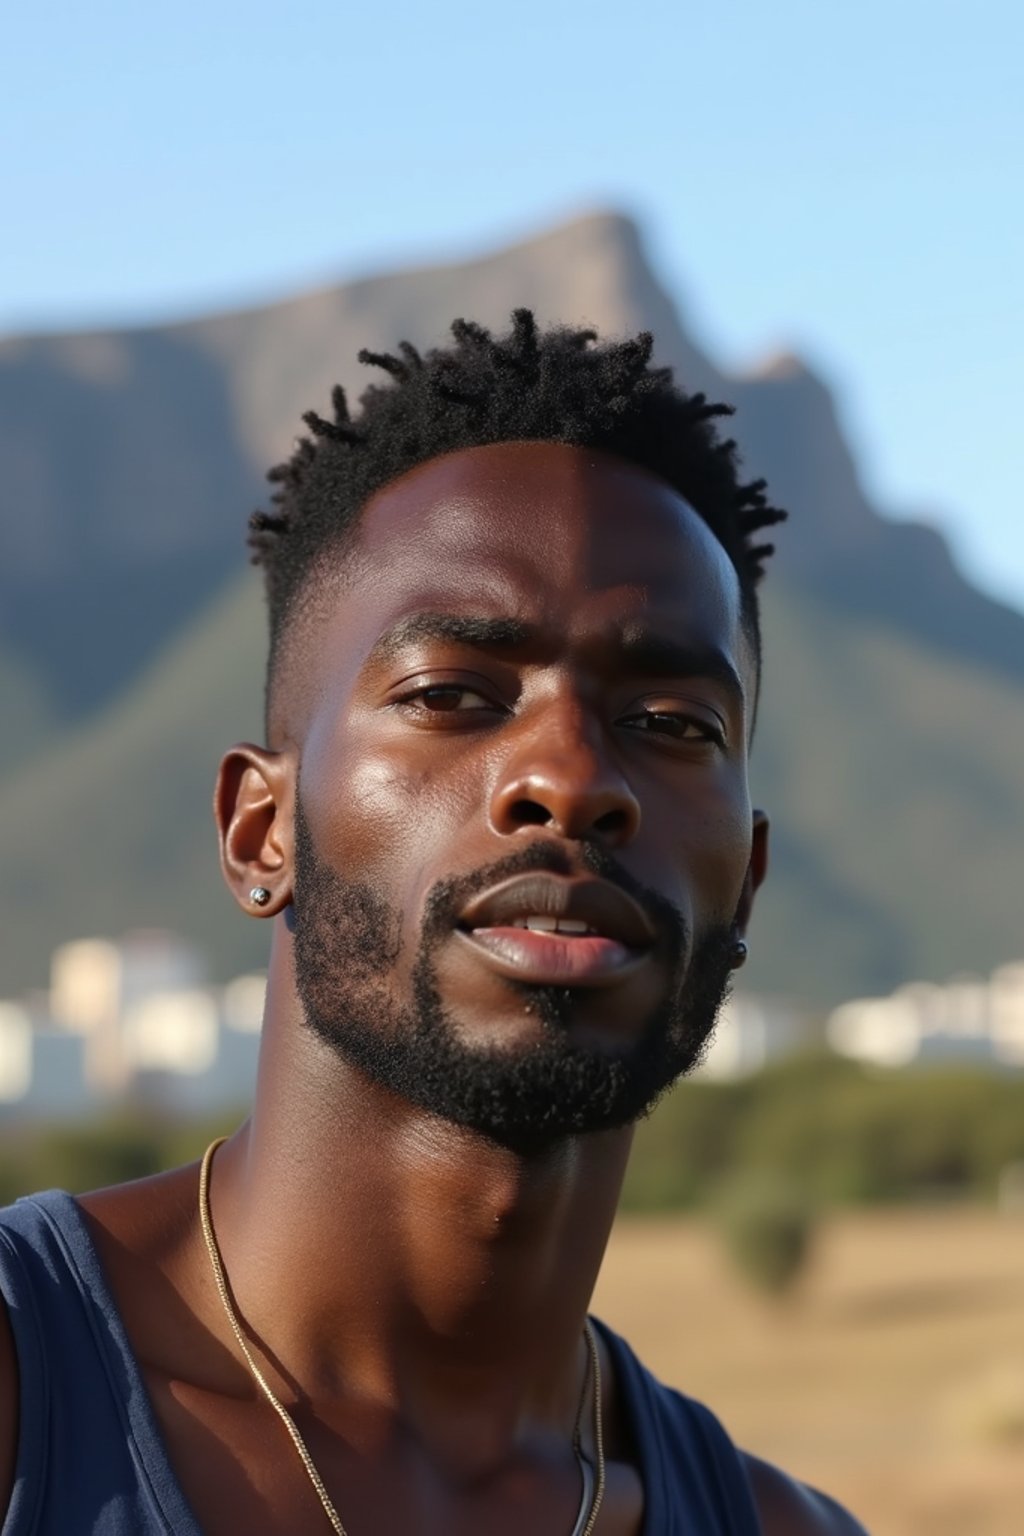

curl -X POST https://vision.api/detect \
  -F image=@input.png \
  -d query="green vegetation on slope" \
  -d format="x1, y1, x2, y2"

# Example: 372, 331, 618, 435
622, 1051, 1024, 1212
4, 1052, 1022, 1215
745, 579, 1024, 1002
0, 645, 60, 777
0, 571, 267, 994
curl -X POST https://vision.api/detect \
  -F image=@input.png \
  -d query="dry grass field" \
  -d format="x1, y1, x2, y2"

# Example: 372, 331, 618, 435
593, 1208, 1024, 1535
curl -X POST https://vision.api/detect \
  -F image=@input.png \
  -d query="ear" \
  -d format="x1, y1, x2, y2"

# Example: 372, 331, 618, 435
214, 743, 295, 917
733, 808, 769, 937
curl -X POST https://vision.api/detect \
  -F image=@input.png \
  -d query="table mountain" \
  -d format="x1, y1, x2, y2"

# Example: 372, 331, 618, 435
2, 211, 1021, 1005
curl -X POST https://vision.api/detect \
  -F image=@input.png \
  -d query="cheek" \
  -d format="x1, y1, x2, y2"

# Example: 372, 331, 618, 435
299, 712, 484, 895
656, 775, 753, 925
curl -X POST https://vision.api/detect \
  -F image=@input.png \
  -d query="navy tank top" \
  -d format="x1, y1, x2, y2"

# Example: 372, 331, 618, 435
0, 1191, 762, 1534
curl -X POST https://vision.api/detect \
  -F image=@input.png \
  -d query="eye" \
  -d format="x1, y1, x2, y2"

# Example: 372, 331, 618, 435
412, 685, 488, 712
394, 681, 507, 719
621, 709, 725, 748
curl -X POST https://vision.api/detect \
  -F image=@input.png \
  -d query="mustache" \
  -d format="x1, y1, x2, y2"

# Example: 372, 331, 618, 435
420, 840, 689, 952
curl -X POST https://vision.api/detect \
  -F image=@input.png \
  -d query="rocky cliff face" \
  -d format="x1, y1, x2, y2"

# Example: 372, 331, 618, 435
2, 211, 1021, 1003
0, 211, 720, 716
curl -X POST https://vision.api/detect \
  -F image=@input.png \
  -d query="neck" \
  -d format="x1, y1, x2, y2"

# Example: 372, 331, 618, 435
206, 936, 632, 1460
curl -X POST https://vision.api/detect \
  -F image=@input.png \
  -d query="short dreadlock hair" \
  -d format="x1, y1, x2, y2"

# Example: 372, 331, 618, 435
250, 310, 785, 696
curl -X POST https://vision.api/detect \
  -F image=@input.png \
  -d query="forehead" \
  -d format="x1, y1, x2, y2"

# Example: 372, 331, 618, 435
274, 441, 753, 742
348, 441, 745, 645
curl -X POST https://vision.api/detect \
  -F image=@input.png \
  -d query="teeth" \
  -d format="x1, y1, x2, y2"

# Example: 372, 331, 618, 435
511, 916, 595, 935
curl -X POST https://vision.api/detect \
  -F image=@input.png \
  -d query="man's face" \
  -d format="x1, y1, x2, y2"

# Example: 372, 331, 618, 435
287, 441, 763, 1151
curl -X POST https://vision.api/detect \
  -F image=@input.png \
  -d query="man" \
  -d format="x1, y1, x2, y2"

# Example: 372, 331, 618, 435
0, 312, 867, 1532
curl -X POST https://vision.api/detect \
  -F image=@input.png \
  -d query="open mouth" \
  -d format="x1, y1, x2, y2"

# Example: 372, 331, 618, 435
455, 874, 655, 987
506, 915, 598, 933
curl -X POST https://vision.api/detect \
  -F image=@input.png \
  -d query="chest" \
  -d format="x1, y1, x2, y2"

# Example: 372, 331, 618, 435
145, 1377, 646, 1536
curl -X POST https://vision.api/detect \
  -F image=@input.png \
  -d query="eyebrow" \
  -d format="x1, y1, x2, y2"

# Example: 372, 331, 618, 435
616, 628, 746, 711
368, 612, 536, 664
367, 612, 745, 709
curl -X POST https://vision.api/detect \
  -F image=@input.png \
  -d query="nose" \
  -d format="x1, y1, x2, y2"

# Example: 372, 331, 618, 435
489, 698, 641, 847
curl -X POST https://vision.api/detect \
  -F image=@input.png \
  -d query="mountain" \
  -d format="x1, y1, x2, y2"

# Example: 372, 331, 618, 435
1, 211, 1022, 1005
0, 328, 262, 717
728, 357, 1024, 692
0, 213, 716, 721
0, 572, 265, 989
0, 645, 58, 778
750, 578, 1024, 1000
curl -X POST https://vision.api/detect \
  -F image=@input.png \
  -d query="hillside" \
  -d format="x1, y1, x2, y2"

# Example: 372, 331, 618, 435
1, 210, 1021, 1003
750, 581, 1024, 1000
0, 573, 265, 990
0, 566, 1020, 1007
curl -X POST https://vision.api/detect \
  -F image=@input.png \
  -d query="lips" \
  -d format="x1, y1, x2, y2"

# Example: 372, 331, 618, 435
455, 873, 657, 987
459, 874, 656, 945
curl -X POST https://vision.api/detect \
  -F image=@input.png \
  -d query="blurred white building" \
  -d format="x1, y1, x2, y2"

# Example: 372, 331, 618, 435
0, 932, 265, 1119
698, 991, 810, 1079
9, 929, 1023, 1117
827, 963, 1024, 1069
0, 1003, 32, 1103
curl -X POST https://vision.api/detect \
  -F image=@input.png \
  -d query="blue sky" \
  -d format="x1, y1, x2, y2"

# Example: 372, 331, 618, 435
4, 0, 1022, 613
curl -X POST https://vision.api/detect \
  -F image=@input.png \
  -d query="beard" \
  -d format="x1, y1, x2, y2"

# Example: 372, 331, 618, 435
291, 799, 736, 1155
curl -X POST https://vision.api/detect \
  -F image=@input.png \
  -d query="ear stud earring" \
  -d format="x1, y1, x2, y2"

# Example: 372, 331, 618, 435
729, 938, 748, 969
249, 886, 272, 908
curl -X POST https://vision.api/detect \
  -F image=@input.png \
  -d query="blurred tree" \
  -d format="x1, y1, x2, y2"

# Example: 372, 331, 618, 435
713, 1174, 817, 1297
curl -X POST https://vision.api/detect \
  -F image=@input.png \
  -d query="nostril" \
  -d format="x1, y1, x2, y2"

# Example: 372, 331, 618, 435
594, 808, 629, 836
510, 799, 551, 827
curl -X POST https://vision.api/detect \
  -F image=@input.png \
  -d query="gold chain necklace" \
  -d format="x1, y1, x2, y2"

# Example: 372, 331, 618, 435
199, 1138, 606, 1535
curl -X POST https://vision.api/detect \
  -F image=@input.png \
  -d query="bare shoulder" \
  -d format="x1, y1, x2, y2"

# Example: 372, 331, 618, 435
0, 1293, 18, 1517
77, 1160, 200, 1256
743, 1452, 870, 1535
